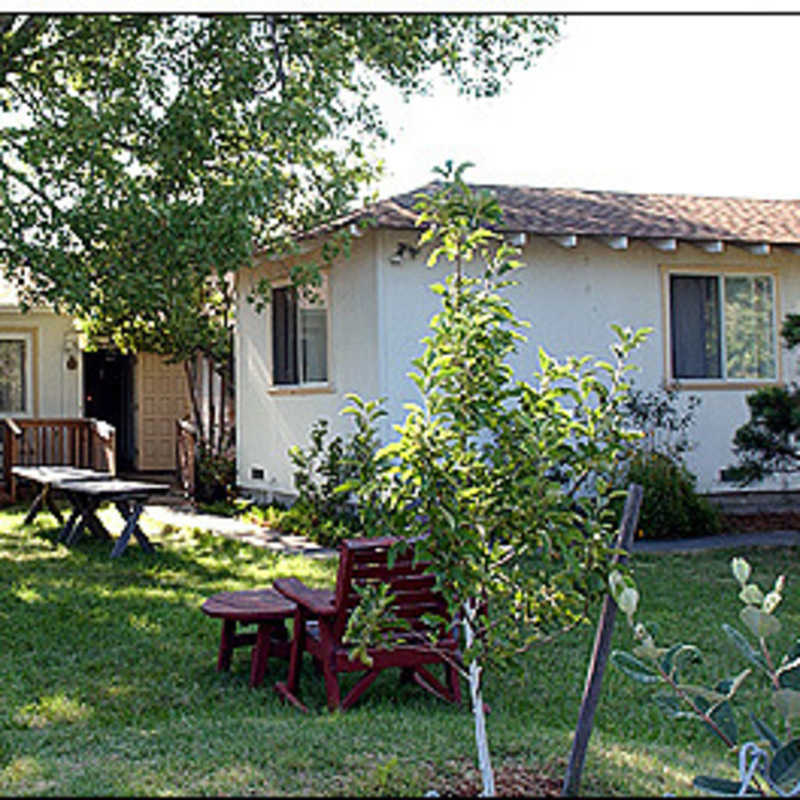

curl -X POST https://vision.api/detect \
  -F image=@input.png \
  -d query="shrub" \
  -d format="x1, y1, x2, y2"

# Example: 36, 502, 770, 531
277, 500, 354, 548
619, 385, 721, 539
286, 396, 385, 546
623, 450, 721, 539
611, 558, 800, 796
194, 447, 236, 504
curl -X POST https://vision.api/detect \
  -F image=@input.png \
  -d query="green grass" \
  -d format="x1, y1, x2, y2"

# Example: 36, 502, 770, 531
1, 504, 798, 795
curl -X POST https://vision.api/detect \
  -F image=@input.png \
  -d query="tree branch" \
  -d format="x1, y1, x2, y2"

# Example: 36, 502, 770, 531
0, 158, 92, 252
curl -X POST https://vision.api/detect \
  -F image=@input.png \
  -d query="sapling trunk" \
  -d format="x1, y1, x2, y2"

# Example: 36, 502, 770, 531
184, 358, 205, 445
463, 600, 495, 797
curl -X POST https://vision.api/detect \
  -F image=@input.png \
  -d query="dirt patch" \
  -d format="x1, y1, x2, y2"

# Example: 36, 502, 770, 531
438, 759, 562, 797
720, 512, 800, 533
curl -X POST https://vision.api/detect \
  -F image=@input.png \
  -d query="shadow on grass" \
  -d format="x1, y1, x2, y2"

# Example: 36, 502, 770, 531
4, 509, 797, 796
0, 513, 341, 726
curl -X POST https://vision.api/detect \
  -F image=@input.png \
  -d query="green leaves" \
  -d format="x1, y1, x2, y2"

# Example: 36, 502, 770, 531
773, 689, 800, 722
695, 694, 738, 747
609, 651, 661, 684
722, 624, 769, 674
660, 643, 702, 682
769, 739, 800, 793
692, 775, 752, 796
750, 713, 782, 751
0, 13, 562, 393
341, 166, 649, 678
740, 605, 781, 639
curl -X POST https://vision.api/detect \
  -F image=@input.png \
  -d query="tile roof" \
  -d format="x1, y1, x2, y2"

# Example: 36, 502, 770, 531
342, 182, 800, 246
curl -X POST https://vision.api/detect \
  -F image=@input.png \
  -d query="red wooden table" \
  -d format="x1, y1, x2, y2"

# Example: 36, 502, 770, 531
201, 588, 296, 688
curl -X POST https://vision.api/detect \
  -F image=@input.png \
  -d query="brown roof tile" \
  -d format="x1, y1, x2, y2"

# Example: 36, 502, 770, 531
341, 183, 800, 245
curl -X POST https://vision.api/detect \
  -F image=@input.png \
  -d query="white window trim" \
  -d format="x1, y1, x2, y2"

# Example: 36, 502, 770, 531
0, 330, 34, 417
662, 265, 781, 389
267, 272, 334, 393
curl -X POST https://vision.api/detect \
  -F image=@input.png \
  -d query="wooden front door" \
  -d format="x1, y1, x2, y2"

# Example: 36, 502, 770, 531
135, 353, 190, 471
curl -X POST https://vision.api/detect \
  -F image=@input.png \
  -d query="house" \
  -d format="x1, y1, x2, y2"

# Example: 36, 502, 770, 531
0, 276, 192, 474
234, 184, 800, 501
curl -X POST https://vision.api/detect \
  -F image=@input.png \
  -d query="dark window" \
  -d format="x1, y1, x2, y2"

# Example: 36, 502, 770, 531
272, 286, 298, 385
670, 275, 721, 379
271, 280, 328, 385
669, 273, 776, 381
0, 338, 27, 413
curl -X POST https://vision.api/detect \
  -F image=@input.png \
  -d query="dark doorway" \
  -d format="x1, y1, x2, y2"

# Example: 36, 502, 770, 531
83, 350, 134, 471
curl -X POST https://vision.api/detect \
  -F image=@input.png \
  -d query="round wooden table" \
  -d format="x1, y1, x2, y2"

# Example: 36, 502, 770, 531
201, 588, 296, 688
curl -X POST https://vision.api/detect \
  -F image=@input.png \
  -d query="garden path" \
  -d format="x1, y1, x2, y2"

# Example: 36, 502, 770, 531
140, 502, 799, 559
633, 529, 800, 554
141, 503, 337, 559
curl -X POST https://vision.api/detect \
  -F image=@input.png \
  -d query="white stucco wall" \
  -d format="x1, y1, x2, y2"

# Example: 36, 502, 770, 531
236, 227, 800, 497
376, 230, 800, 494
235, 235, 380, 496
0, 308, 82, 419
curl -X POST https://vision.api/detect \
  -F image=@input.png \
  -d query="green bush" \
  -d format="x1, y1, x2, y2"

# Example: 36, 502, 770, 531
624, 451, 721, 539
278, 499, 354, 548
285, 396, 386, 547
194, 448, 236, 504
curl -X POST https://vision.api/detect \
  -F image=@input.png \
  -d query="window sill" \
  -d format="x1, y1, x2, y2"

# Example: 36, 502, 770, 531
268, 383, 336, 396
667, 379, 781, 391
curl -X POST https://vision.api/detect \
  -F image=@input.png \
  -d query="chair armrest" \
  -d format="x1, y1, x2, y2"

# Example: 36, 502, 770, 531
274, 577, 336, 617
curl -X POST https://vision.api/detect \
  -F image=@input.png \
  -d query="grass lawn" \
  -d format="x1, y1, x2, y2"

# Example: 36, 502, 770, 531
1, 504, 798, 796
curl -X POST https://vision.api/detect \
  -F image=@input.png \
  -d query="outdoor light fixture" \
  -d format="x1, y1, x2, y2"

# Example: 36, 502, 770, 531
389, 241, 420, 265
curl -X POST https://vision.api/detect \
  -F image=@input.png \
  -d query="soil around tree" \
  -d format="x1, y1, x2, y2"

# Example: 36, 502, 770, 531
438, 759, 563, 796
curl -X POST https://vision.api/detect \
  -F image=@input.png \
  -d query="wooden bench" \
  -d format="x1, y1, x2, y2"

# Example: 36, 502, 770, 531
274, 535, 462, 711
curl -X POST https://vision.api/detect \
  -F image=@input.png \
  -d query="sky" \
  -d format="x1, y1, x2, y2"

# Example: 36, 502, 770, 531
15, 8, 800, 203
369, 14, 800, 201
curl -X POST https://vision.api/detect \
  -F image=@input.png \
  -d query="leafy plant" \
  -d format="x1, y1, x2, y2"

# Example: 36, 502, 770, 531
621, 451, 721, 540
611, 557, 800, 796
0, 14, 562, 472
623, 384, 701, 463
727, 314, 800, 484
287, 395, 386, 545
194, 447, 236, 504
343, 162, 649, 796
619, 385, 720, 539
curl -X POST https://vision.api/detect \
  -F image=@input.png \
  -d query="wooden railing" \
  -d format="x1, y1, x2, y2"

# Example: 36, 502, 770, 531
175, 418, 197, 501
3, 418, 116, 503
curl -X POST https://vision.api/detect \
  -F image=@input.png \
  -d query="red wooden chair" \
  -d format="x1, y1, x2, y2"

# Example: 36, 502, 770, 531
274, 535, 462, 712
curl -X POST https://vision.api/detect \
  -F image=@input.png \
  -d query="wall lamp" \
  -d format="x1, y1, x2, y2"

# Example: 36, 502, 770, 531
389, 241, 420, 265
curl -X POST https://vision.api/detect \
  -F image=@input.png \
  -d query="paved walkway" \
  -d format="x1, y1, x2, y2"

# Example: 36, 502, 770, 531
142, 503, 337, 559
142, 502, 800, 558
633, 529, 800, 554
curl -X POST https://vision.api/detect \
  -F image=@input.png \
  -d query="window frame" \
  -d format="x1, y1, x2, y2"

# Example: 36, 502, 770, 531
267, 273, 333, 394
662, 265, 781, 390
0, 329, 35, 417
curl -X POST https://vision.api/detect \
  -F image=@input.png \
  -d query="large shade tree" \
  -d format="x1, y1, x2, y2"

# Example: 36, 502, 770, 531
0, 13, 561, 460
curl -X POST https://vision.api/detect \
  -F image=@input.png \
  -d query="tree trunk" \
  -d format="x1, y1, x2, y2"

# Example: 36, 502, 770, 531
207, 354, 215, 456
218, 367, 227, 453
463, 600, 495, 797
183, 358, 205, 446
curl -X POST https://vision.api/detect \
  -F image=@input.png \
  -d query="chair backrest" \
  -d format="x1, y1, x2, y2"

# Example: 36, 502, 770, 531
331, 536, 449, 643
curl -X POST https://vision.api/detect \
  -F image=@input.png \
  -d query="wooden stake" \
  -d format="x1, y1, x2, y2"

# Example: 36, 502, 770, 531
561, 483, 643, 797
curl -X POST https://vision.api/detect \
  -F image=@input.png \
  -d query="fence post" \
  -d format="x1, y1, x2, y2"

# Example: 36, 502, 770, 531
5, 419, 21, 503
561, 483, 643, 797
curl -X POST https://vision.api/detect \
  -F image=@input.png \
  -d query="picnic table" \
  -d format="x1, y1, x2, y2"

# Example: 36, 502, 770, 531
12, 466, 171, 558
12, 465, 111, 525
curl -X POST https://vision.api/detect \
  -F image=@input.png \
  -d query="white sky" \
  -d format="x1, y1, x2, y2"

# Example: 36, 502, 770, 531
371, 14, 800, 201
15, 9, 800, 202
